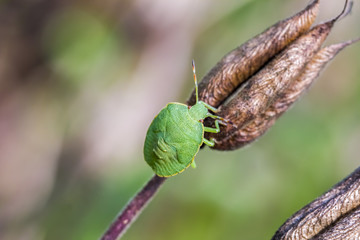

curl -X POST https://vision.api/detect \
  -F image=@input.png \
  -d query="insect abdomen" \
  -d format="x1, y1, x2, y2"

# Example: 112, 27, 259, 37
144, 103, 204, 176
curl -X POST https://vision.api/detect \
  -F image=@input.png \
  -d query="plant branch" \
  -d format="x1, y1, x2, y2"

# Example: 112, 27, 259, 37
100, 175, 167, 240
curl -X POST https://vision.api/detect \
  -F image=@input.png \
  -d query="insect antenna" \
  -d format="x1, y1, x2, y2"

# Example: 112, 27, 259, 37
192, 59, 199, 103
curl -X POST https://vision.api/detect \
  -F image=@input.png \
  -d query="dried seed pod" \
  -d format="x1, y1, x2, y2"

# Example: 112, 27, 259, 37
311, 209, 360, 240
207, 18, 337, 145
188, 0, 320, 107
212, 39, 359, 150
272, 166, 360, 240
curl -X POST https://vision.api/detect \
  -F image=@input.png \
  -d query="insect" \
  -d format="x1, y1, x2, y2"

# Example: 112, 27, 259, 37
143, 60, 228, 177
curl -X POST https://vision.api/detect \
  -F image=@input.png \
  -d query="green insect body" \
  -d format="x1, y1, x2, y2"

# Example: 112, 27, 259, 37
143, 60, 226, 177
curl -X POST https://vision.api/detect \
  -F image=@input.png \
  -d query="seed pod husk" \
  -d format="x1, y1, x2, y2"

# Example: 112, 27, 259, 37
187, 0, 320, 107
272, 166, 360, 240
212, 39, 358, 150
206, 18, 338, 146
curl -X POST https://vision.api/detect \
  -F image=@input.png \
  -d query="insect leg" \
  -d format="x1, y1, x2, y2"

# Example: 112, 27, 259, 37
191, 161, 197, 168
204, 119, 221, 133
202, 102, 219, 113
206, 113, 229, 126
203, 138, 215, 147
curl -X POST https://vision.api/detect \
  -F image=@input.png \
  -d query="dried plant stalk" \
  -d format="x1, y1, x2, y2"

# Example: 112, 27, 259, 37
272, 167, 360, 240
213, 39, 358, 150
101, 175, 166, 240
188, 0, 319, 107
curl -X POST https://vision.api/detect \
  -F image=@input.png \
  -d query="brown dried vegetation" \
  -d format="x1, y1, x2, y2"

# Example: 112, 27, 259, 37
188, 0, 320, 108
272, 167, 360, 240
186, 0, 360, 239
188, 0, 357, 151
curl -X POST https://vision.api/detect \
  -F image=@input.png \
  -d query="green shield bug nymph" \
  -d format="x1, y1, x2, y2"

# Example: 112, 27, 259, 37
143, 60, 229, 177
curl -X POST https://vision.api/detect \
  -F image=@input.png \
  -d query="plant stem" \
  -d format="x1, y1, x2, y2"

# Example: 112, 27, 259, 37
100, 174, 167, 240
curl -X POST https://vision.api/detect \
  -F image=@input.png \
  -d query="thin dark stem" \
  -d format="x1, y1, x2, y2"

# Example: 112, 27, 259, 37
100, 175, 167, 240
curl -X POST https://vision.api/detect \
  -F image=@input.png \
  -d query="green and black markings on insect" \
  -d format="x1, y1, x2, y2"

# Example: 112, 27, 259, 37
143, 60, 230, 177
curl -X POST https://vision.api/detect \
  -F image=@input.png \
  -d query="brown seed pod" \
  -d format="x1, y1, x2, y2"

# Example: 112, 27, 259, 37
187, 0, 320, 107
272, 166, 360, 240
205, 0, 353, 150
212, 39, 359, 150
206, 18, 337, 146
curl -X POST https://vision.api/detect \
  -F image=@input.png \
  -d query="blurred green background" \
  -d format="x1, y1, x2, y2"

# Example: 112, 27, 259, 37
0, 0, 359, 239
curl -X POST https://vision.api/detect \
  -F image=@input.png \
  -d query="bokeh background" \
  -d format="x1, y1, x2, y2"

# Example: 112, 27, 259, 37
0, 0, 359, 239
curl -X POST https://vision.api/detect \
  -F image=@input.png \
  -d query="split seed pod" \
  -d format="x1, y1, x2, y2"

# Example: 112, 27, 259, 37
209, 19, 334, 142
214, 39, 359, 150
190, 0, 356, 151
188, 0, 320, 107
